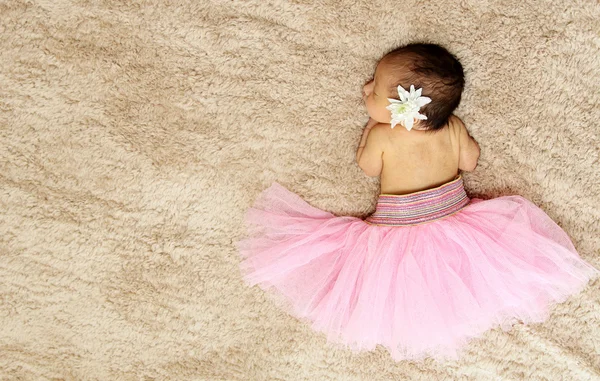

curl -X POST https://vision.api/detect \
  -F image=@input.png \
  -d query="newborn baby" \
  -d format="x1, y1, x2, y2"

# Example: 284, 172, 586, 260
358, 43, 480, 194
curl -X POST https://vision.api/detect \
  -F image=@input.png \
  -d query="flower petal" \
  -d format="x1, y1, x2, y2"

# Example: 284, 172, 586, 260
415, 88, 422, 98
416, 97, 432, 107
397, 85, 408, 102
404, 117, 414, 130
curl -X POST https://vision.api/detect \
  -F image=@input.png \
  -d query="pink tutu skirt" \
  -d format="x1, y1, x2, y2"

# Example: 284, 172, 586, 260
236, 176, 600, 362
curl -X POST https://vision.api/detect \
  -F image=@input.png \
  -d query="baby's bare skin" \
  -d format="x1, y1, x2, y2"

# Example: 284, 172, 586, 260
376, 115, 475, 194
358, 59, 480, 194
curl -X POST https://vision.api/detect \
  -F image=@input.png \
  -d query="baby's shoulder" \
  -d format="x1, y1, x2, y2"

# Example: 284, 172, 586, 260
376, 123, 412, 139
372, 122, 418, 148
369, 123, 395, 143
446, 115, 466, 135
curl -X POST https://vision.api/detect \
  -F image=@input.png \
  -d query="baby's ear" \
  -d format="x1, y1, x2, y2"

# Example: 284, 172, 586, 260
413, 119, 428, 130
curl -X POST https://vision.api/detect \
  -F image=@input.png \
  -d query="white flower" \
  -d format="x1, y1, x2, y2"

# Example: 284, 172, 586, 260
386, 85, 432, 131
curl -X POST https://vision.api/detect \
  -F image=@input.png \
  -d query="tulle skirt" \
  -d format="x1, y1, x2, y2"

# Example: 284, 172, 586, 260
236, 176, 600, 362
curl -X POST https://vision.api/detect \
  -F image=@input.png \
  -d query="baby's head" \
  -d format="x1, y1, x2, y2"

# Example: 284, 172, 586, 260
363, 43, 464, 131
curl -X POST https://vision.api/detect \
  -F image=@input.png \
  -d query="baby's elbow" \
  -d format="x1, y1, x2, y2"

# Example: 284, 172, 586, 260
364, 170, 380, 178
357, 157, 382, 177
459, 161, 478, 172
459, 150, 480, 172
358, 162, 381, 177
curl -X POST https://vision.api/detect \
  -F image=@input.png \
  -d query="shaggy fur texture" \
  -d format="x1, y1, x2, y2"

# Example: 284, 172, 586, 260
1, 0, 599, 379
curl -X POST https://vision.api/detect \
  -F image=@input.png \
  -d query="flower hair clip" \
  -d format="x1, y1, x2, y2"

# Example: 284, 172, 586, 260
386, 85, 431, 131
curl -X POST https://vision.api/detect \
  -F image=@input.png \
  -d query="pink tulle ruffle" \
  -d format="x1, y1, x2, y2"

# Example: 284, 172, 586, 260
237, 182, 600, 362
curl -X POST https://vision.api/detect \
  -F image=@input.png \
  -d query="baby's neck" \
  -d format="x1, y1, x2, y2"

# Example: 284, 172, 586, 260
385, 121, 428, 131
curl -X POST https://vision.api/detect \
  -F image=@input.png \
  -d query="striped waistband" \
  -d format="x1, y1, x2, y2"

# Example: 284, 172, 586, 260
364, 176, 470, 227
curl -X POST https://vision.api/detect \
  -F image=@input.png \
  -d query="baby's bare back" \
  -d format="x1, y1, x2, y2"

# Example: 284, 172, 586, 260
379, 120, 462, 195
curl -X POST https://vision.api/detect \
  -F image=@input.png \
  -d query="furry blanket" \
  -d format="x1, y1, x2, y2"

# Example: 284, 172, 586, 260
1, 0, 599, 379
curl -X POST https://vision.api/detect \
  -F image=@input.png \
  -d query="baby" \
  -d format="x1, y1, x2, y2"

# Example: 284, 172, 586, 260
237, 42, 600, 362
357, 43, 480, 194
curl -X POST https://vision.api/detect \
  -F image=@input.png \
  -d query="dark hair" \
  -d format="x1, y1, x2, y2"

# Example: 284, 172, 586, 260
381, 43, 464, 131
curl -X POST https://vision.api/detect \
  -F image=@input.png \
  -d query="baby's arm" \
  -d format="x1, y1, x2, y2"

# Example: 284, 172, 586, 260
356, 118, 385, 177
451, 115, 480, 171
355, 117, 379, 163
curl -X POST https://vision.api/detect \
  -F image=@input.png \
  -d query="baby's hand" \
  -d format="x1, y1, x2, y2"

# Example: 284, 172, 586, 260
366, 117, 379, 129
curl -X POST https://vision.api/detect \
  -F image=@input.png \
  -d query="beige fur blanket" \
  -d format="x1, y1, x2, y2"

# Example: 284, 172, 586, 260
1, 0, 599, 379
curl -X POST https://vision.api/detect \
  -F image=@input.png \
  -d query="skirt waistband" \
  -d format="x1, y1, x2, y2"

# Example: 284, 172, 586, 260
365, 176, 470, 227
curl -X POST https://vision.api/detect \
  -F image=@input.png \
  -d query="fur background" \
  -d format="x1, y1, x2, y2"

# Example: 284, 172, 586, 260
1, 0, 599, 379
